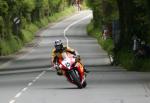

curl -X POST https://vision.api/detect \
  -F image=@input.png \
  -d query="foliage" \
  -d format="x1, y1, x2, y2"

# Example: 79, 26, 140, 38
117, 49, 134, 70
87, 21, 114, 55
86, 0, 118, 28
0, 0, 8, 15
86, 0, 150, 71
21, 29, 34, 43
87, 20, 99, 38
0, 36, 22, 55
98, 39, 114, 54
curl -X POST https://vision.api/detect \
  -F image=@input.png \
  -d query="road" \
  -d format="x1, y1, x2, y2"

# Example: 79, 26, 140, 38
0, 10, 150, 103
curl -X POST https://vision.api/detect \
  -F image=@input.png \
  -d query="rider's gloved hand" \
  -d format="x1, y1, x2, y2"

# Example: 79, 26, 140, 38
54, 64, 63, 76
54, 64, 59, 70
74, 55, 80, 62
57, 69, 63, 75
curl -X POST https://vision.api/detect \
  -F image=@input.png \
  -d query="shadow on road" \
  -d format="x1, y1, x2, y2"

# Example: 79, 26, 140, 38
40, 87, 89, 90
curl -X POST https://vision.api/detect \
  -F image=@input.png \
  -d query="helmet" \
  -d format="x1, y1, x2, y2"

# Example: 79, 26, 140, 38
54, 40, 63, 52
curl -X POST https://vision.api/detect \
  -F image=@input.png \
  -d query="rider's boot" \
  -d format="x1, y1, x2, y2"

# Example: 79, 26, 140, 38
84, 67, 89, 73
83, 67, 89, 77
57, 69, 63, 76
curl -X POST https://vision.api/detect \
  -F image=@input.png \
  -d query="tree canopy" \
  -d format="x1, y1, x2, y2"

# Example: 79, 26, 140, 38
86, 0, 150, 48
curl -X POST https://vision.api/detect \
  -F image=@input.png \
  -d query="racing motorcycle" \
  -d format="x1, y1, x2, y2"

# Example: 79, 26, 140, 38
55, 52, 87, 89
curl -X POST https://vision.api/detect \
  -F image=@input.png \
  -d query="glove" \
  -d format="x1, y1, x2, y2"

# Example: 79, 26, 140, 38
74, 55, 80, 62
76, 55, 80, 59
54, 64, 59, 70
54, 64, 63, 76
57, 69, 63, 75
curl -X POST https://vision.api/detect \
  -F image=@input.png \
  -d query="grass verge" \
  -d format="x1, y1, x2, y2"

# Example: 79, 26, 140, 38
117, 49, 150, 71
87, 21, 114, 55
0, 36, 23, 55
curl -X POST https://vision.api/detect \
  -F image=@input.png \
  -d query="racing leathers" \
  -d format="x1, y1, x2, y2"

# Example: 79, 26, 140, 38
51, 46, 87, 75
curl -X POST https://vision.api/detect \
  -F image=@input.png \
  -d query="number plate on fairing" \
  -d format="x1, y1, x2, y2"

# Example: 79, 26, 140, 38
62, 59, 71, 69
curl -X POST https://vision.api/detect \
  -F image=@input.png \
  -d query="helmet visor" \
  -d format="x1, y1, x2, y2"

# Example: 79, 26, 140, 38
55, 45, 63, 51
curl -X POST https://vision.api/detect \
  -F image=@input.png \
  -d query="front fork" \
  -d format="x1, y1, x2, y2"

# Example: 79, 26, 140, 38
66, 69, 85, 85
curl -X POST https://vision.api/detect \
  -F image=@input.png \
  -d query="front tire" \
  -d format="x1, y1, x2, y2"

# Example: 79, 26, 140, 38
69, 70, 82, 89
82, 81, 87, 88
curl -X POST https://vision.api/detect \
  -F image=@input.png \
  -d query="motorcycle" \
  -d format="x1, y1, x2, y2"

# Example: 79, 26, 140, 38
55, 52, 87, 89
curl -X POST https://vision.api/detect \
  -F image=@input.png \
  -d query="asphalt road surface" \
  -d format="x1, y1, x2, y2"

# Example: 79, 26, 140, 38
0, 10, 150, 103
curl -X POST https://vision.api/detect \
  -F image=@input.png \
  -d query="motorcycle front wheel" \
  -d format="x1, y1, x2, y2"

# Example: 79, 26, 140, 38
69, 70, 82, 89
82, 81, 87, 88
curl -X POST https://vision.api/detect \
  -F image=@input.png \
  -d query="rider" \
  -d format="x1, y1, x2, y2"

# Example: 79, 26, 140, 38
51, 40, 88, 75
76, 0, 81, 11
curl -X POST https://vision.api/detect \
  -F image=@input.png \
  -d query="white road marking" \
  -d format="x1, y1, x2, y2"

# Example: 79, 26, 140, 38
28, 82, 33, 86
9, 100, 15, 103
64, 14, 92, 47
32, 79, 36, 82
48, 67, 55, 71
39, 71, 46, 77
9, 71, 46, 103
36, 76, 40, 79
22, 87, 28, 92
15, 92, 22, 98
